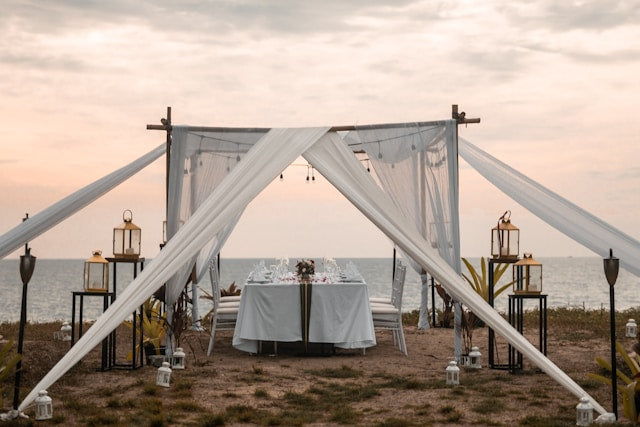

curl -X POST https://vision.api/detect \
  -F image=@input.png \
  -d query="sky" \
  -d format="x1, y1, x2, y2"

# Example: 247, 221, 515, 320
0, 0, 638, 260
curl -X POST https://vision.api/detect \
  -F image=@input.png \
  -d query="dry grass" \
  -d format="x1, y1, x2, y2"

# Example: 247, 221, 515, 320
0, 307, 639, 426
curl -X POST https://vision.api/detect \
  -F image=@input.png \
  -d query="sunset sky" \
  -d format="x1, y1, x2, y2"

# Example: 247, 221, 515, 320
1, 1, 638, 260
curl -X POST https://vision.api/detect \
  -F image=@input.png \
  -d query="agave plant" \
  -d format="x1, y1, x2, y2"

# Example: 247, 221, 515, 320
588, 341, 640, 424
461, 257, 514, 303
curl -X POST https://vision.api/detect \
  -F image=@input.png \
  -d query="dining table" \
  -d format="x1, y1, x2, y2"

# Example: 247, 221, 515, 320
232, 272, 377, 354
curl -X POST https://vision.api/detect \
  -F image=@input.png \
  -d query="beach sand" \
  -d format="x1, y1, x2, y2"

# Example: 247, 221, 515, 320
0, 317, 628, 425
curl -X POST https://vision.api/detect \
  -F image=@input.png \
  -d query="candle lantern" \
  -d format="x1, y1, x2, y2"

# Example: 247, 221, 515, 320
626, 319, 637, 338
576, 396, 593, 426
491, 211, 519, 260
445, 360, 460, 385
512, 253, 542, 294
172, 347, 186, 370
113, 209, 141, 259
34, 390, 53, 420
61, 321, 72, 341
84, 250, 109, 292
469, 346, 482, 369
156, 361, 172, 387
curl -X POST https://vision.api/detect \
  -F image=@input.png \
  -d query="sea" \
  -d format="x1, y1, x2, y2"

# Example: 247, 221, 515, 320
0, 257, 638, 323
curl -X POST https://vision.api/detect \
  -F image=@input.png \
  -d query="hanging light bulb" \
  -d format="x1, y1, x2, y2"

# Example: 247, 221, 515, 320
311, 167, 315, 182
366, 159, 371, 172
236, 154, 241, 162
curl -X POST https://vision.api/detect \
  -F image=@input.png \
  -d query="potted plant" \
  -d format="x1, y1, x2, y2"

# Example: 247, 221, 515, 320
126, 297, 167, 365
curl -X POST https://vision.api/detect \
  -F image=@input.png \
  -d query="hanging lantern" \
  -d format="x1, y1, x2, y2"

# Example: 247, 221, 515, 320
626, 319, 638, 338
34, 390, 53, 420
61, 321, 72, 341
576, 396, 594, 426
162, 220, 167, 246
445, 360, 460, 385
84, 250, 109, 293
156, 361, 172, 387
172, 347, 186, 370
469, 346, 482, 369
113, 209, 141, 259
512, 253, 542, 294
491, 211, 519, 260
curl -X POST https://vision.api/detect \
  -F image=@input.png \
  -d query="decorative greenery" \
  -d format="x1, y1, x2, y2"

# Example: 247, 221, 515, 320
434, 283, 453, 328
126, 298, 167, 361
588, 340, 640, 424
461, 257, 514, 303
0, 340, 21, 407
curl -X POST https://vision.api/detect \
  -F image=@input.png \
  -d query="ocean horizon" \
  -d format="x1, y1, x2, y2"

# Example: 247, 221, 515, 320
0, 257, 638, 323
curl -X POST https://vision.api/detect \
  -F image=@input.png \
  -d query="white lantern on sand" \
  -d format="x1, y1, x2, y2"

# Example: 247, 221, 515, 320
61, 321, 72, 342
34, 390, 53, 420
445, 361, 460, 385
576, 396, 593, 426
469, 346, 482, 369
156, 362, 172, 387
172, 347, 186, 370
626, 319, 637, 338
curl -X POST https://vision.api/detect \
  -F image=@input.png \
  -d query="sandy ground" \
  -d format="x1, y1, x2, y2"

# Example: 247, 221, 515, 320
1, 319, 627, 426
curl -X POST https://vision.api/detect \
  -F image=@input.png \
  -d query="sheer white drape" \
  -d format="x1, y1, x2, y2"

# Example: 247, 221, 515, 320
18, 127, 329, 411
304, 132, 606, 415
0, 144, 165, 260
349, 121, 460, 334
165, 127, 268, 305
459, 138, 640, 277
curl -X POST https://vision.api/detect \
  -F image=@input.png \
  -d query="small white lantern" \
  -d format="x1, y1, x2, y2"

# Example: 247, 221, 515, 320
626, 319, 637, 338
156, 361, 172, 387
172, 347, 186, 370
576, 396, 594, 426
113, 209, 141, 259
469, 346, 482, 369
34, 390, 53, 420
445, 360, 460, 385
84, 250, 109, 292
61, 321, 72, 342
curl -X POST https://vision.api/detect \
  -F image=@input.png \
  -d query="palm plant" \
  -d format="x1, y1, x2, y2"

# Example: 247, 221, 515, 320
461, 257, 513, 303
588, 341, 640, 424
0, 340, 21, 407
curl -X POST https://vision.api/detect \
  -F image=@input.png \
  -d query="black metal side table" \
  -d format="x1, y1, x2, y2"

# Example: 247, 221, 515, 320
71, 291, 114, 371
508, 293, 547, 373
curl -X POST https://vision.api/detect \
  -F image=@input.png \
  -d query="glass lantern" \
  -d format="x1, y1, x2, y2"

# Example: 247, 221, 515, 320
84, 250, 109, 292
469, 346, 482, 369
61, 321, 72, 341
491, 211, 519, 260
445, 360, 460, 385
576, 396, 593, 426
172, 347, 186, 370
34, 390, 53, 420
626, 319, 637, 338
156, 361, 172, 387
512, 253, 542, 294
113, 209, 141, 259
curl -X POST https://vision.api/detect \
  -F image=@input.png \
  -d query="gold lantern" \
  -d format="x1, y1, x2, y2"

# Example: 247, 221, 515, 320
84, 250, 109, 292
491, 211, 519, 260
512, 253, 542, 294
113, 209, 141, 259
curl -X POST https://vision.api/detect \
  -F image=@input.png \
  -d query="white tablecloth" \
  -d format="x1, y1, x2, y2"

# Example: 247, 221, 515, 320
232, 282, 376, 353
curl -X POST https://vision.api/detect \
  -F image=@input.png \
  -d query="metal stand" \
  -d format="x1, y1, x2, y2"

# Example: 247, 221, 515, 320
71, 291, 114, 371
106, 257, 145, 370
508, 293, 547, 373
488, 258, 517, 369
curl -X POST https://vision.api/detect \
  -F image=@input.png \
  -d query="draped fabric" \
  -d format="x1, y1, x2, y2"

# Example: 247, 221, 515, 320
165, 127, 268, 305
0, 144, 165, 260
459, 138, 640, 277
303, 132, 606, 414
18, 127, 329, 411
17, 127, 609, 416
349, 121, 460, 339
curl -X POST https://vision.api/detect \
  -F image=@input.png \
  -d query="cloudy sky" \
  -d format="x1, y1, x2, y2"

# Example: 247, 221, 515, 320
1, 0, 638, 260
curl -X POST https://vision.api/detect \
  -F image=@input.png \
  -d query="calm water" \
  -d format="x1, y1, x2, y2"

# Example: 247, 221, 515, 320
0, 257, 638, 323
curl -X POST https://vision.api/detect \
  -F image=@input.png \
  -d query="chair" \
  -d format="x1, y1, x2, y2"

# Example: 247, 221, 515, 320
371, 264, 408, 355
207, 261, 239, 356
369, 260, 402, 305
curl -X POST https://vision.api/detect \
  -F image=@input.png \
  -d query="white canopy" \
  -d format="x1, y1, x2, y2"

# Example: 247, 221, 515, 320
12, 124, 615, 415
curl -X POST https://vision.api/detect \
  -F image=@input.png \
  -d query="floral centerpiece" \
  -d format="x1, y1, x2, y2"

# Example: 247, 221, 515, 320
296, 259, 315, 282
